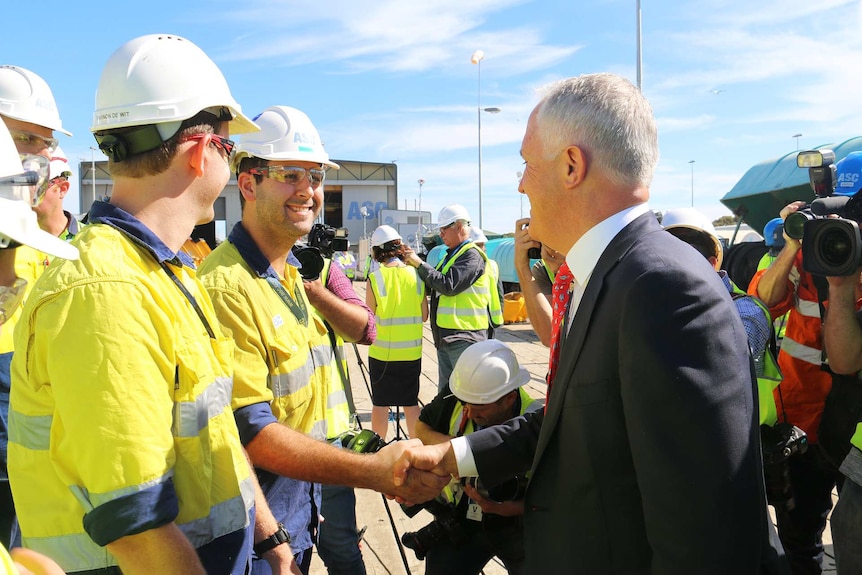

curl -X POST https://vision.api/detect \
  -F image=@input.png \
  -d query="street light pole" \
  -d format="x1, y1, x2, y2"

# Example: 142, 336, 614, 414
793, 133, 802, 151
417, 178, 425, 251
516, 171, 524, 218
636, 0, 643, 90
471, 49, 485, 230
89, 146, 97, 203
688, 160, 695, 207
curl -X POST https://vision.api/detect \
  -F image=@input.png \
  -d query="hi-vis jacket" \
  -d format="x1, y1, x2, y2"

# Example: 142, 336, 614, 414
199, 223, 334, 553
318, 258, 352, 439
369, 265, 426, 362
748, 252, 862, 441
435, 243, 503, 331
9, 212, 253, 573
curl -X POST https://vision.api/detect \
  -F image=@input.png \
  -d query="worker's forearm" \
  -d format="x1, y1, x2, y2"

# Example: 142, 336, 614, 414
755, 242, 799, 307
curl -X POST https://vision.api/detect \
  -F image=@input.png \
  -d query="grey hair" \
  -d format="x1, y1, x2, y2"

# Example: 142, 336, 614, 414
535, 73, 659, 188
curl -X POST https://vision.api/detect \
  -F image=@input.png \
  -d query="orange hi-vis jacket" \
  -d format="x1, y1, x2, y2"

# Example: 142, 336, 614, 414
748, 251, 862, 443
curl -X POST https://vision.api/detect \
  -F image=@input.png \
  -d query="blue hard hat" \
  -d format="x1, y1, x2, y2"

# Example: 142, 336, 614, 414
834, 151, 862, 196
763, 217, 784, 248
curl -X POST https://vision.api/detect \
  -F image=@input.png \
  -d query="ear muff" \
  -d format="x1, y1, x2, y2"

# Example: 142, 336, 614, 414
96, 134, 129, 162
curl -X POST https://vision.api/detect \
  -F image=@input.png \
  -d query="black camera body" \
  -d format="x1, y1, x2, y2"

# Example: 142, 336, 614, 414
309, 223, 349, 256
760, 422, 808, 512
400, 499, 470, 561
292, 224, 350, 281
792, 149, 862, 276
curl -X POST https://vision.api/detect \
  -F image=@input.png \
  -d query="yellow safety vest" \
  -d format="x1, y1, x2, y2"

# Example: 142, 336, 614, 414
730, 283, 782, 426
435, 243, 502, 331
369, 264, 425, 362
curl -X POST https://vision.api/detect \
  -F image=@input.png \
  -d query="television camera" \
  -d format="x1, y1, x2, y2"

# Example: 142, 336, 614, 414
788, 149, 862, 276
292, 223, 350, 281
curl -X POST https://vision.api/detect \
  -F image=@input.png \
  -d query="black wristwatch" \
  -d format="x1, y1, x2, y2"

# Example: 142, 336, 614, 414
254, 523, 290, 556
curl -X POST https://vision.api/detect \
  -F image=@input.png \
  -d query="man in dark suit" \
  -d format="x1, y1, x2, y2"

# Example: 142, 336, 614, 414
394, 73, 786, 574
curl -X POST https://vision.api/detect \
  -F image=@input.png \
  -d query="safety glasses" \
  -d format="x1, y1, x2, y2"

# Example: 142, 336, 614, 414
182, 133, 236, 159
0, 154, 50, 206
9, 129, 58, 155
248, 166, 326, 188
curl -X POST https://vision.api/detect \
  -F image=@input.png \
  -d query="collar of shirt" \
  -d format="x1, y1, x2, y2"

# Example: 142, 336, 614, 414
64, 211, 80, 239
88, 200, 194, 267
565, 203, 651, 287
228, 222, 301, 279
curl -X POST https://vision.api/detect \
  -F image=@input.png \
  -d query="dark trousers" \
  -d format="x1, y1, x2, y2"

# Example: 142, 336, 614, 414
774, 444, 842, 575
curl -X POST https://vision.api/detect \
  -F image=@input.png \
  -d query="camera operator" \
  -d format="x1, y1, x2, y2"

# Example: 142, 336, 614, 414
513, 217, 564, 347
821, 265, 862, 573
748, 154, 862, 574
411, 340, 542, 575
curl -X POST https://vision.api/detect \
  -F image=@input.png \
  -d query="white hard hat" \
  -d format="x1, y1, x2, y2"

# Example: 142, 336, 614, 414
438, 204, 471, 228
232, 105, 339, 172
371, 225, 401, 248
48, 146, 72, 180
662, 207, 723, 268
468, 227, 488, 244
449, 340, 530, 404
91, 34, 257, 138
0, 65, 71, 136
0, 122, 78, 259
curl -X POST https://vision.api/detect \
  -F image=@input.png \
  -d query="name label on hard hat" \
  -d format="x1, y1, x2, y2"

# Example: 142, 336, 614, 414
294, 131, 321, 145
96, 111, 131, 121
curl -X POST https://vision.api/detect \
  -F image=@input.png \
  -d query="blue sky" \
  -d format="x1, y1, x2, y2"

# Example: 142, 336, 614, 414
6, 0, 862, 235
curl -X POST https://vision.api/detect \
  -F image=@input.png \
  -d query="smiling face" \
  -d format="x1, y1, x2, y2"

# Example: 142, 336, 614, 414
245, 159, 323, 248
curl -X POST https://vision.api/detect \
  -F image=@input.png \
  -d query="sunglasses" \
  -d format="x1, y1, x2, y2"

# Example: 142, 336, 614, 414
182, 133, 236, 158
248, 165, 326, 188
9, 130, 58, 154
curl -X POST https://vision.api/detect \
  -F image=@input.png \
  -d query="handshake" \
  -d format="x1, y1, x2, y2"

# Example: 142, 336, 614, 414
372, 439, 458, 505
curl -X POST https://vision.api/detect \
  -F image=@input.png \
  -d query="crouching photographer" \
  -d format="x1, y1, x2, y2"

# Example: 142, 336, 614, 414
408, 340, 543, 575
749, 151, 862, 574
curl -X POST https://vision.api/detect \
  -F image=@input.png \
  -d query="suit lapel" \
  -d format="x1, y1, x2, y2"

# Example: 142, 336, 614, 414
531, 213, 656, 469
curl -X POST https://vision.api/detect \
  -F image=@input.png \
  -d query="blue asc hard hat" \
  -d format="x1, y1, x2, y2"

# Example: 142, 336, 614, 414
763, 217, 785, 248
834, 151, 862, 196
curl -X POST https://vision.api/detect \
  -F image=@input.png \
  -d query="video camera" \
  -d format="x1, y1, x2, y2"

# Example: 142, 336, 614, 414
761, 422, 808, 512
400, 499, 470, 561
329, 429, 384, 454
789, 149, 862, 276
292, 223, 350, 281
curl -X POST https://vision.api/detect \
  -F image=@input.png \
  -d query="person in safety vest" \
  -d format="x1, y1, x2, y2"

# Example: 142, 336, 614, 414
748, 153, 862, 574
662, 208, 781, 426
758, 217, 789, 347
513, 217, 565, 346
0, 65, 78, 550
402, 205, 503, 392
820, 260, 862, 574
0, 122, 73, 575
199, 105, 447, 575
7, 34, 278, 575
468, 227, 504, 340
303, 248, 376, 574
412, 339, 542, 575
366, 225, 428, 440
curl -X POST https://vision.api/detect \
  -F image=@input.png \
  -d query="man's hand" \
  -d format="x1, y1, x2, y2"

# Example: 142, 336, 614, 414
10, 548, 66, 575
514, 218, 540, 274
462, 483, 525, 517
301, 277, 325, 301
390, 440, 458, 501
400, 246, 422, 268
372, 439, 450, 504
262, 544, 302, 575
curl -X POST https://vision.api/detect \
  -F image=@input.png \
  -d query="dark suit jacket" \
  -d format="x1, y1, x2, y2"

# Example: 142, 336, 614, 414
466, 213, 782, 574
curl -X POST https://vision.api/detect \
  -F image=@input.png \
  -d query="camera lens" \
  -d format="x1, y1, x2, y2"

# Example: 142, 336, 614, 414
784, 212, 809, 240
818, 228, 853, 267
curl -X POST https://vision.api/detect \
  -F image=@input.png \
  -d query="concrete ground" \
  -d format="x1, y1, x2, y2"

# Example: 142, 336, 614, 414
308, 283, 837, 575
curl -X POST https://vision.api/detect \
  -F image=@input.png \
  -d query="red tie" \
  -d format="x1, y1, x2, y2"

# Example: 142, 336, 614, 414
546, 262, 574, 408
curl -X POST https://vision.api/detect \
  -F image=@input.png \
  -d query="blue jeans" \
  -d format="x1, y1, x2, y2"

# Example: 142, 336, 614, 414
436, 340, 474, 393
774, 444, 841, 575
316, 484, 366, 575
831, 475, 862, 574
0, 352, 18, 549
